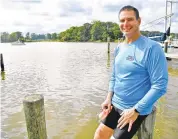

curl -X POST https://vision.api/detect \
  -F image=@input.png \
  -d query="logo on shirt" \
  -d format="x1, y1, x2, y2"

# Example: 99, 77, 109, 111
126, 55, 134, 61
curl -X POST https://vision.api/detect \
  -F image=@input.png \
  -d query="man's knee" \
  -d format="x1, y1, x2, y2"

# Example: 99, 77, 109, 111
94, 127, 105, 139
94, 123, 113, 139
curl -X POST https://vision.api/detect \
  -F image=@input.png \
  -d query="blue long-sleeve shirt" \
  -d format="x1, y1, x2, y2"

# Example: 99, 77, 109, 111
109, 35, 168, 115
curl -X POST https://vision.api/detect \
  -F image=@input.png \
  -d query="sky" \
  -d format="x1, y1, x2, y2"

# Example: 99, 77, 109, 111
0, 0, 178, 35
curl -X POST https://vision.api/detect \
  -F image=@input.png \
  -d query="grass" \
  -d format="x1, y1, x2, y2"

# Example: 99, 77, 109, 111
168, 67, 178, 76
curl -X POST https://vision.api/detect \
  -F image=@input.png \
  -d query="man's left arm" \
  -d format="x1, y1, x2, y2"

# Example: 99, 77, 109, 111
134, 44, 168, 114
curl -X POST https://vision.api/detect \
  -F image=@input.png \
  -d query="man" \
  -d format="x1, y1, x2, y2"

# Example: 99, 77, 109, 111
94, 5, 168, 139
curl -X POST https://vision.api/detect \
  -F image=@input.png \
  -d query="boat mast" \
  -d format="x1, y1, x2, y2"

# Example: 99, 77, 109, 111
165, 0, 178, 33
165, 0, 168, 33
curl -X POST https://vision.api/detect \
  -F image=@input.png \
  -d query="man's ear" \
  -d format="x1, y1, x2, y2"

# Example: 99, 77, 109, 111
138, 17, 141, 25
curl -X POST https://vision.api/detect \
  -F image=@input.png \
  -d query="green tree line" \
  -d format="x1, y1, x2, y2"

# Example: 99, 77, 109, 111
1, 21, 177, 43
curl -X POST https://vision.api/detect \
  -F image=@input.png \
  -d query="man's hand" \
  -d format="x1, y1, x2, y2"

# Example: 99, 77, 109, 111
117, 108, 139, 132
101, 98, 112, 113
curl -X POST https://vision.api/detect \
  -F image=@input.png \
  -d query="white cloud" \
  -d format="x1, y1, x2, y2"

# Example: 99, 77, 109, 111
0, 0, 178, 34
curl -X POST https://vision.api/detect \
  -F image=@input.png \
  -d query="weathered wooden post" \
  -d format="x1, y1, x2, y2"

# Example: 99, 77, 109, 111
23, 94, 47, 139
107, 23, 110, 54
107, 37, 111, 68
137, 106, 156, 139
107, 37, 110, 54
1, 53, 5, 72
164, 40, 168, 53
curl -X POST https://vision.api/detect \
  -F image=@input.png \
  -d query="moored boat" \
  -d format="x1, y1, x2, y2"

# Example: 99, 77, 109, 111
11, 40, 25, 45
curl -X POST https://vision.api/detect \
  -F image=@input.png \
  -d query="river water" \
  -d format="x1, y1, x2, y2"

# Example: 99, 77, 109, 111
0, 42, 178, 139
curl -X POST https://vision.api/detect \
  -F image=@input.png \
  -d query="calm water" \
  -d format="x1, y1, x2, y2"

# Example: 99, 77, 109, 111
0, 42, 178, 139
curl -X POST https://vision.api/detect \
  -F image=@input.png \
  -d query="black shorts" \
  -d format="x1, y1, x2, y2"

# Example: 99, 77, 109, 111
101, 105, 148, 139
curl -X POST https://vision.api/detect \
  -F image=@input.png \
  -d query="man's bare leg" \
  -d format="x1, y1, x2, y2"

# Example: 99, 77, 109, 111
94, 123, 114, 139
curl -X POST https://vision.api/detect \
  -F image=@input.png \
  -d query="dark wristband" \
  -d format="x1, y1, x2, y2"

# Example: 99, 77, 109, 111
134, 108, 139, 114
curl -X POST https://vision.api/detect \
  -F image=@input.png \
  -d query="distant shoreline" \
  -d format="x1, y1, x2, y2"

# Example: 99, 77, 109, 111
1, 40, 119, 43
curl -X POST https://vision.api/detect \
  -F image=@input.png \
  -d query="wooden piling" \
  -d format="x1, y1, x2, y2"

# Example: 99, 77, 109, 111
137, 106, 156, 139
1, 53, 5, 72
23, 94, 47, 139
107, 37, 110, 54
164, 41, 168, 53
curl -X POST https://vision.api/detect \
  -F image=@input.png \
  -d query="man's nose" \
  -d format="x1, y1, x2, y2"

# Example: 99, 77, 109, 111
123, 20, 129, 25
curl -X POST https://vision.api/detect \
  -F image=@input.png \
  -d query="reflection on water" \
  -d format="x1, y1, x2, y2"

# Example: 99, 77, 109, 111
74, 118, 98, 139
1, 108, 26, 139
154, 75, 178, 139
1, 71, 6, 80
0, 43, 178, 139
107, 51, 110, 68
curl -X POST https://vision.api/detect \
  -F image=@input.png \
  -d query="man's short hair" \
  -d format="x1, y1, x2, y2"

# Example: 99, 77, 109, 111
119, 5, 140, 20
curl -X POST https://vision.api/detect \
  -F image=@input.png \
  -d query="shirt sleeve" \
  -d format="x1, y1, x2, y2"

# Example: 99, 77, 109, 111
134, 43, 168, 114
108, 46, 119, 92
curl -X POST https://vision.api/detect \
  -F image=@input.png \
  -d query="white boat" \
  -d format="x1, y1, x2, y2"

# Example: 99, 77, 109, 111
11, 40, 25, 45
172, 40, 178, 48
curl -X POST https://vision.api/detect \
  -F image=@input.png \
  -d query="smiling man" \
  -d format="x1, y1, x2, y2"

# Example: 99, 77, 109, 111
94, 5, 168, 139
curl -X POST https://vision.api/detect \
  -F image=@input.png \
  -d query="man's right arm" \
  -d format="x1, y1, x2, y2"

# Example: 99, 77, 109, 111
108, 46, 119, 93
106, 92, 114, 102
103, 46, 119, 110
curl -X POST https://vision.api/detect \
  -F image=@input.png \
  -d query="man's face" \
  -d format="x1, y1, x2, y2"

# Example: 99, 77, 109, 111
119, 10, 141, 37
